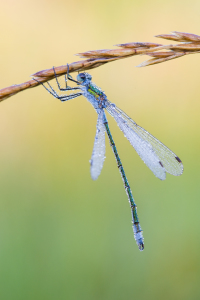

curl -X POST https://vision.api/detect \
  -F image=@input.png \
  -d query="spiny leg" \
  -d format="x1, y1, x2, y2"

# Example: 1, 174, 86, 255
53, 66, 81, 92
66, 64, 81, 85
34, 78, 57, 98
33, 78, 82, 101
103, 112, 144, 251
34, 78, 63, 98
58, 92, 83, 102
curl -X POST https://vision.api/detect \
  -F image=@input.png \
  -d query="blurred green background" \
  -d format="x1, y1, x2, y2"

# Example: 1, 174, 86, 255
0, 0, 200, 299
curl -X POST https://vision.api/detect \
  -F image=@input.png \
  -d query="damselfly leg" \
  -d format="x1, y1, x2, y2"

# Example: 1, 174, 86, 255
34, 66, 82, 102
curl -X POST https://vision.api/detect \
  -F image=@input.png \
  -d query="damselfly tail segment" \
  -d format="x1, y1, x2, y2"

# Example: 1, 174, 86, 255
103, 112, 144, 250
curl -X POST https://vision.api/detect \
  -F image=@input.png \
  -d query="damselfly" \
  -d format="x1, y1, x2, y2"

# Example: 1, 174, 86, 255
35, 66, 183, 251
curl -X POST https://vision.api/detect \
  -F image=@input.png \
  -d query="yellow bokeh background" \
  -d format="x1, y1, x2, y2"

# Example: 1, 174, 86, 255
0, 0, 200, 299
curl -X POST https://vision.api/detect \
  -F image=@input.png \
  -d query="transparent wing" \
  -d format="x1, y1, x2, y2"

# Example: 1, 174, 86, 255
90, 110, 106, 180
106, 101, 183, 180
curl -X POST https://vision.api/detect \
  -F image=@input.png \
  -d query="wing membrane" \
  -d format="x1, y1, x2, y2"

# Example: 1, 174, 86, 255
90, 110, 106, 180
106, 101, 183, 180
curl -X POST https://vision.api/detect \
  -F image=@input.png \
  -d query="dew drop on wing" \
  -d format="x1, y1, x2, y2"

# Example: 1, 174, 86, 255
106, 103, 166, 180
90, 111, 106, 180
105, 101, 183, 179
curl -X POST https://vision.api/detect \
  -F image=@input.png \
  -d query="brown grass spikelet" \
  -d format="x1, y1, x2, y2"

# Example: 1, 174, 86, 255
1, 31, 200, 101
155, 31, 200, 42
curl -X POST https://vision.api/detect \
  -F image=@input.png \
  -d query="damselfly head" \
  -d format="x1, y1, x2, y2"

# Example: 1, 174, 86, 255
77, 73, 92, 84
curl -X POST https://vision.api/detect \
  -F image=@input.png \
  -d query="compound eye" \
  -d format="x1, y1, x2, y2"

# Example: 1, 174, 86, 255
79, 73, 85, 79
77, 73, 86, 82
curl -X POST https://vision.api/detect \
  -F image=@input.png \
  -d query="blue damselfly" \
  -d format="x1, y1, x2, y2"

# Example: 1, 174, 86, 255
34, 66, 183, 251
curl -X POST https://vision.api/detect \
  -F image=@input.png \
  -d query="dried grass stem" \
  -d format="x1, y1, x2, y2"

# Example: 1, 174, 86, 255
1, 31, 200, 101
